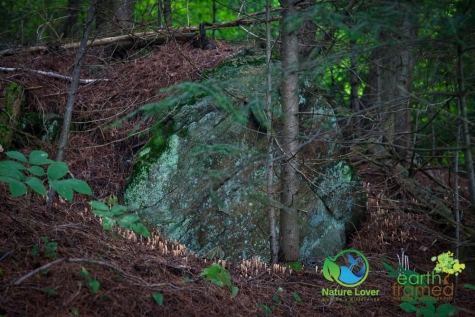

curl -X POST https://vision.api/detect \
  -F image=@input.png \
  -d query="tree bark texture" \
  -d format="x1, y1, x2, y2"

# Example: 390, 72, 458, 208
62, 0, 81, 38
278, 0, 300, 262
96, 0, 133, 36
265, 0, 278, 264
457, 44, 475, 212
361, 2, 416, 157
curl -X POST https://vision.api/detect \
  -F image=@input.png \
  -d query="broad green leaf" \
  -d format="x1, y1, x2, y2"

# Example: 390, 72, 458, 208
43, 288, 58, 295
201, 264, 221, 280
91, 209, 112, 217
131, 222, 150, 237
102, 217, 115, 230
47, 162, 68, 180
292, 292, 302, 303
50, 179, 74, 201
400, 302, 418, 313
1, 178, 28, 197
152, 293, 163, 306
5, 151, 27, 163
211, 278, 224, 287
0, 160, 26, 170
465, 283, 475, 291
78, 268, 88, 277
27, 165, 45, 176
25, 177, 47, 196
29, 150, 53, 165
0, 166, 24, 180
70, 308, 79, 316
89, 200, 110, 211
437, 303, 459, 316
61, 179, 92, 195
88, 279, 100, 292
111, 205, 127, 215
117, 214, 140, 227
259, 304, 272, 317
231, 286, 239, 298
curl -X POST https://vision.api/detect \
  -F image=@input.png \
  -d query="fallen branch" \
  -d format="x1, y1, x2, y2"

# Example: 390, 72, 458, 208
0, 66, 109, 84
11, 257, 171, 287
0, 15, 282, 57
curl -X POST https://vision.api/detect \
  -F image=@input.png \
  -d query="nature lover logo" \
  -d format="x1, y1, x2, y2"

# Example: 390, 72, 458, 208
321, 249, 380, 301
323, 249, 369, 287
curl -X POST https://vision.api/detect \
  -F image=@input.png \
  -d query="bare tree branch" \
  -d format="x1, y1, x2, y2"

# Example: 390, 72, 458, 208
0, 67, 109, 84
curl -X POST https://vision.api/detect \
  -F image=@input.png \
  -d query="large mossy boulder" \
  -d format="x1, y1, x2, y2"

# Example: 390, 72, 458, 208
124, 54, 367, 263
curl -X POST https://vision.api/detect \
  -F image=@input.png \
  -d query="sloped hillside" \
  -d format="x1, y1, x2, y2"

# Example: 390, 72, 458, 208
1, 41, 475, 317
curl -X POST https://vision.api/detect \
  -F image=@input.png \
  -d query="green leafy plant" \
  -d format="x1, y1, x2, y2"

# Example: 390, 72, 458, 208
78, 267, 100, 293
0, 150, 92, 200
42, 287, 58, 295
0, 150, 151, 237
70, 308, 79, 316
292, 291, 302, 303
200, 264, 239, 298
41, 237, 58, 259
152, 292, 163, 306
287, 261, 302, 273
89, 200, 150, 237
465, 283, 475, 291
31, 244, 39, 257
259, 303, 272, 317
31, 237, 58, 259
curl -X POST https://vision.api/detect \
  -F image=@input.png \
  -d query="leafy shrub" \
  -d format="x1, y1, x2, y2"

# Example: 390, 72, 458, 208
0, 150, 91, 200
0, 150, 150, 237
200, 264, 239, 298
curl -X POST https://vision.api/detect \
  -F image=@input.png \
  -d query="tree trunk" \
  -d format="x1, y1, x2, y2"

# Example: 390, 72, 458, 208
361, 2, 416, 158
47, 0, 97, 208
96, 0, 133, 36
164, 0, 172, 27
265, 0, 278, 264
457, 43, 475, 212
278, 0, 300, 263
62, 0, 81, 38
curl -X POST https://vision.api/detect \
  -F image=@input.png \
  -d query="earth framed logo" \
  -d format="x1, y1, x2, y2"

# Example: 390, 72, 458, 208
321, 249, 380, 302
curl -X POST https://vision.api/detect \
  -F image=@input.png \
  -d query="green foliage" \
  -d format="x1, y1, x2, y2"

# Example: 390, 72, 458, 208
78, 267, 100, 293
182, 276, 193, 282
152, 292, 163, 306
200, 264, 239, 298
1, 150, 150, 239
70, 308, 79, 316
259, 303, 272, 317
287, 261, 302, 273
0, 150, 92, 201
31, 237, 58, 259
31, 244, 39, 257
292, 292, 302, 303
89, 200, 150, 238
465, 284, 475, 291
42, 287, 58, 295
42, 237, 58, 259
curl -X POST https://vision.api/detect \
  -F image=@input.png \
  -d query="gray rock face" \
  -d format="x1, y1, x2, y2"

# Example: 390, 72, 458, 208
124, 54, 367, 263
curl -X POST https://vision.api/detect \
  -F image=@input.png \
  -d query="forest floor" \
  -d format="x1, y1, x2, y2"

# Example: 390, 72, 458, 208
1, 41, 475, 316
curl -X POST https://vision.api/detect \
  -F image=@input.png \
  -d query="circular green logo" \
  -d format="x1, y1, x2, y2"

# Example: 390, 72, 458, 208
322, 249, 369, 287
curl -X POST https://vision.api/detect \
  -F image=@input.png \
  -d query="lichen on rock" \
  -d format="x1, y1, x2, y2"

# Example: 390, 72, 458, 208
124, 53, 367, 263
